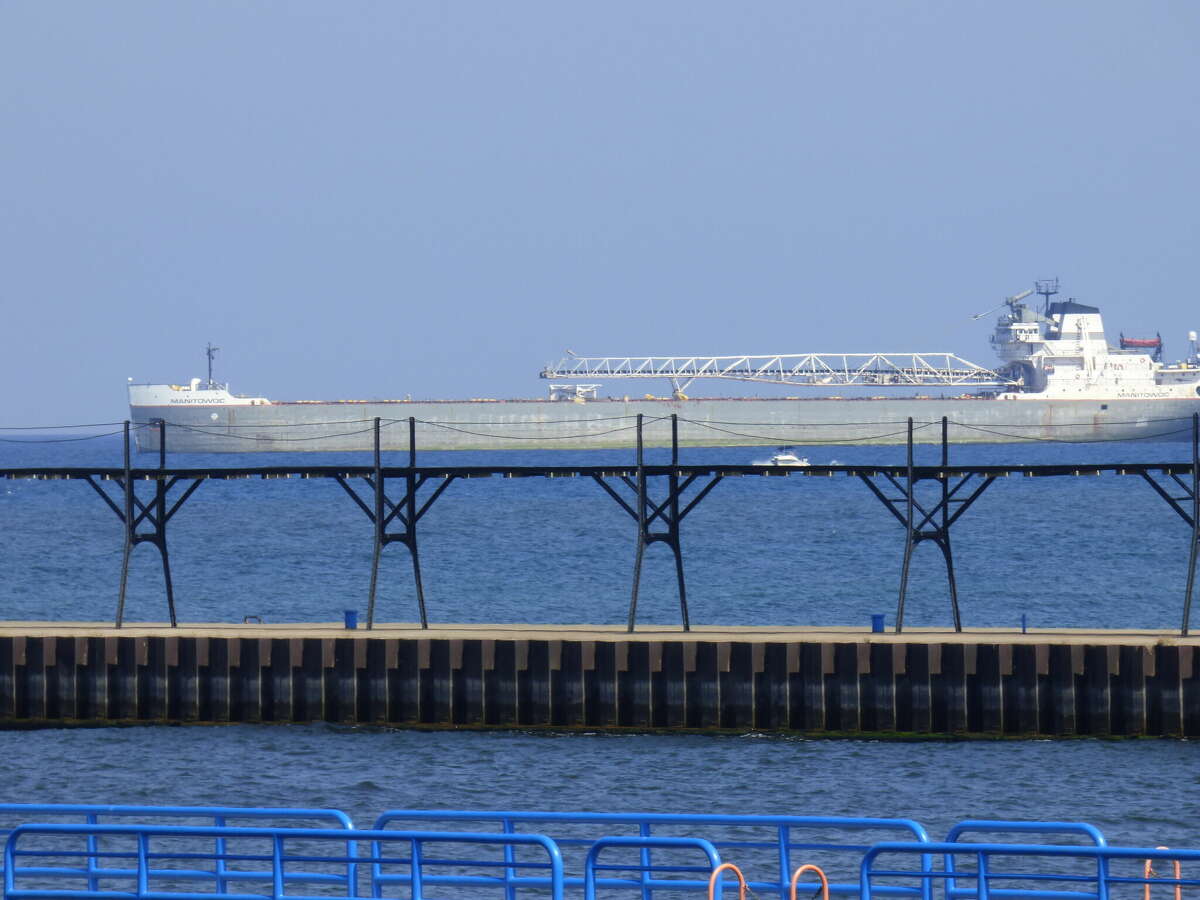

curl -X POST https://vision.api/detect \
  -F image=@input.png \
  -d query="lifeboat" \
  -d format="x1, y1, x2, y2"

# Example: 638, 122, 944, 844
1119, 333, 1163, 361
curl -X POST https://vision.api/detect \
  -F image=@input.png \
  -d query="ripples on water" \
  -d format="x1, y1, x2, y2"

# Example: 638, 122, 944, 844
1, 437, 1196, 832
0, 726, 1194, 848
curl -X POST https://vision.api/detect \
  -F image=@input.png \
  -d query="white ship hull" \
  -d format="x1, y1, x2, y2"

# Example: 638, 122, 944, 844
128, 394, 1200, 452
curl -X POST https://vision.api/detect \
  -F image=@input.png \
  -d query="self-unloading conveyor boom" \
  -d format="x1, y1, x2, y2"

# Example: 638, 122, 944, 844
539, 352, 1018, 396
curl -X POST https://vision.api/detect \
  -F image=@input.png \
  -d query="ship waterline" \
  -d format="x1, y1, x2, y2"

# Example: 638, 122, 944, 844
129, 395, 1200, 453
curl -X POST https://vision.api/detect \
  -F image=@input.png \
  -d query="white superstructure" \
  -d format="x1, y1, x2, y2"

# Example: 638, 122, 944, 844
990, 289, 1200, 401
127, 378, 271, 408
127, 343, 271, 410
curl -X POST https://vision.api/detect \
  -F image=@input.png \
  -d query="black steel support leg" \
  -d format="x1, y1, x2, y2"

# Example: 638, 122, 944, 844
158, 539, 178, 627
367, 538, 383, 629
864, 417, 980, 633
409, 537, 429, 630
936, 536, 962, 632
104, 420, 191, 628
896, 531, 915, 634
1142, 413, 1200, 635
896, 418, 917, 633
116, 534, 133, 628
672, 537, 690, 632
1185, 527, 1198, 637
1184, 413, 1199, 635
628, 413, 649, 632
628, 532, 646, 632
352, 417, 440, 630
669, 417, 689, 631
622, 414, 696, 632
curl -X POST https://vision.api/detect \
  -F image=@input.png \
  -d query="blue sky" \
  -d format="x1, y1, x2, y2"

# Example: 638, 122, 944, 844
2, 2, 1198, 426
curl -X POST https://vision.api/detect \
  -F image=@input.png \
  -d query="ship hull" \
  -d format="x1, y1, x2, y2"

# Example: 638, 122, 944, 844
129, 395, 1200, 452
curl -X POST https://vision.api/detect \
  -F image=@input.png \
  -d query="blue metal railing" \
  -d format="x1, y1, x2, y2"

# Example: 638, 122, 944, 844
860, 842, 1200, 900
0, 804, 356, 891
3, 824, 563, 900
582, 836, 722, 900
3, 807, 1198, 900
373, 810, 933, 900
943, 822, 1108, 900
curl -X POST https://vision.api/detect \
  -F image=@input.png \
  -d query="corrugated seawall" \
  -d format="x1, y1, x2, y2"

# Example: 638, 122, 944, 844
3, 629, 1198, 736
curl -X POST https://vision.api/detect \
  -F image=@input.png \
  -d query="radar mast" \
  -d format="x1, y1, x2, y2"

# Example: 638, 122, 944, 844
1035, 278, 1059, 316
205, 342, 220, 389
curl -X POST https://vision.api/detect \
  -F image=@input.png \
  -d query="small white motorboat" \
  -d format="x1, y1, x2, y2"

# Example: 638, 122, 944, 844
768, 449, 810, 467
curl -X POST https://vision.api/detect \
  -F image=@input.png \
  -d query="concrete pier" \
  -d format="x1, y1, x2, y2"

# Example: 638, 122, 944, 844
1, 623, 1197, 736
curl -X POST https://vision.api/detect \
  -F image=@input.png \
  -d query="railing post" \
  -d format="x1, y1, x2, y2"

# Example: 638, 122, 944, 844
272, 834, 285, 899
136, 833, 150, 896
412, 837, 425, 900
85, 813, 100, 892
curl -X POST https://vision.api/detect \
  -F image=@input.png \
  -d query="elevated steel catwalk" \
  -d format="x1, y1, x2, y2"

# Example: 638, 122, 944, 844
5, 415, 1200, 637
4, 461, 1198, 481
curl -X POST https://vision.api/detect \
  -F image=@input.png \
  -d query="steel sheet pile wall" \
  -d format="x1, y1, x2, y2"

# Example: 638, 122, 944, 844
1, 635, 1197, 736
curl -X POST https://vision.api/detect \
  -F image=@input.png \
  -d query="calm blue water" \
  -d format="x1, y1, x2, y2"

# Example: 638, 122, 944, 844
0, 434, 1196, 837
0, 726, 1195, 850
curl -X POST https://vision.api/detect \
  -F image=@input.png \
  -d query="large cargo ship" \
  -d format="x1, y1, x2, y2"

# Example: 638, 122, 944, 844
128, 281, 1200, 452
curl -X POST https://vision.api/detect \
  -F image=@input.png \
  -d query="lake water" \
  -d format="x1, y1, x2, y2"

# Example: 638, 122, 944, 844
0, 432, 1196, 842
0, 726, 1194, 851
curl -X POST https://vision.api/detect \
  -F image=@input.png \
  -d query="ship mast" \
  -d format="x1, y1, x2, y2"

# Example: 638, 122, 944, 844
205, 342, 220, 389
1035, 278, 1059, 316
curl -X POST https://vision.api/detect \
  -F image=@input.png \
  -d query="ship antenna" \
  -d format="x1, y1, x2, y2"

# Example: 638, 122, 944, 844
1035, 278, 1059, 316
205, 342, 220, 389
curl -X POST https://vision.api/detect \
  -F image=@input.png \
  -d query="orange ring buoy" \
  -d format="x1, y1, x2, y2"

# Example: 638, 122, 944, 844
708, 862, 747, 900
790, 863, 830, 900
